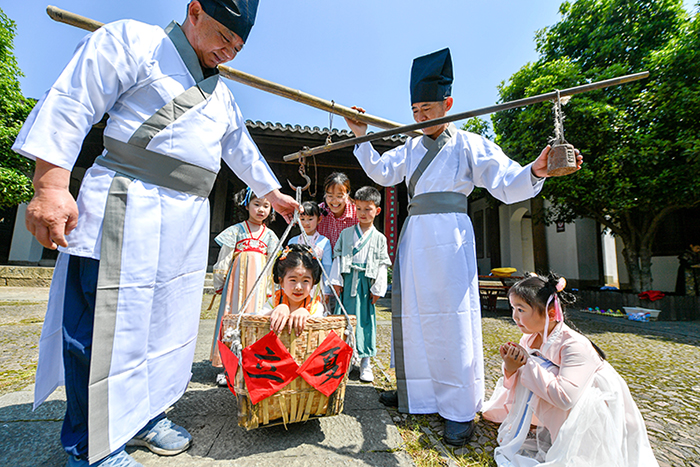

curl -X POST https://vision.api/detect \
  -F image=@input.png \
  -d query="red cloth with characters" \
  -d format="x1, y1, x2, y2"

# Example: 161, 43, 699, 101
297, 331, 353, 396
217, 340, 239, 395
241, 332, 299, 404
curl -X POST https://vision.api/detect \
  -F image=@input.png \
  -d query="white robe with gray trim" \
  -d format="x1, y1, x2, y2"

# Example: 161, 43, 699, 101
354, 130, 544, 422
13, 19, 280, 462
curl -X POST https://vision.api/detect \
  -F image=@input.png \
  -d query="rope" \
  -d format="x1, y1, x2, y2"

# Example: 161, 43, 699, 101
222, 186, 357, 362
326, 100, 335, 146
295, 201, 358, 362
552, 89, 571, 146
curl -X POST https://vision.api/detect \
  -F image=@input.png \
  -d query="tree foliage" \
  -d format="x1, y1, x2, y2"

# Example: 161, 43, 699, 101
493, 0, 700, 292
461, 117, 492, 140
0, 8, 35, 209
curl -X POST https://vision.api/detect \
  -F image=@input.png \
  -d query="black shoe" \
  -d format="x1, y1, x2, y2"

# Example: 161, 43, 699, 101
378, 390, 398, 407
443, 419, 475, 446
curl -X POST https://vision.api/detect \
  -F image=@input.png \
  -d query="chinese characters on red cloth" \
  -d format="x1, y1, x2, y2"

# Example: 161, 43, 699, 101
241, 332, 300, 404
219, 330, 352, 403
297, 331, 353, 396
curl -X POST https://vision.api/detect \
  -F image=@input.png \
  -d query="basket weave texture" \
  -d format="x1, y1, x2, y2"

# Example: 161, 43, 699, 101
221, 314, 357, 430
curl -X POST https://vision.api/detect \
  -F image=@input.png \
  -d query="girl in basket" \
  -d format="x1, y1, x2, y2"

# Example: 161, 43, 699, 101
317, 172, 358, 248
210, 188, 279, 385
262, 244, 325, 336
481, 273, 658, 467
288, 200, 333, 311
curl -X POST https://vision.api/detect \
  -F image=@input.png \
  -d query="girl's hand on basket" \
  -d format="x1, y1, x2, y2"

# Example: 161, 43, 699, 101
270, 304, 291, 333
289, 308, 311, 336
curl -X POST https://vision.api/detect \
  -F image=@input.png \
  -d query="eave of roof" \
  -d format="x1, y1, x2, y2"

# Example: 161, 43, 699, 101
245, 120, 408, 143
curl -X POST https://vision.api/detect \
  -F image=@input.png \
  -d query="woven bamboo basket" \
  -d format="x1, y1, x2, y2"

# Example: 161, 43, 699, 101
220, 314, 356, 430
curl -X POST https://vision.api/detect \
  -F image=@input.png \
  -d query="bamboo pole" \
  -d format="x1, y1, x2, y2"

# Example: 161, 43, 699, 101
45, 5, 422, 137
282, 71, 650, 161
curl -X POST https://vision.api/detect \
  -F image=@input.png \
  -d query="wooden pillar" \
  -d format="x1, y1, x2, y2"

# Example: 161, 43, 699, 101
487, 204, 501, 268
531, 197, 549, 273
384, 186, 398, 263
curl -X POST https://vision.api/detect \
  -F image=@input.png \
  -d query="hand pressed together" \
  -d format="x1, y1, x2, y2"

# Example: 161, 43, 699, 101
500, 341, 528, 378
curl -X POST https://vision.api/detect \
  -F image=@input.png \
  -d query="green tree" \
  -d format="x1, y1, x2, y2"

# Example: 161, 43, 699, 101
493, 0, 700, 292
462, 117, 492, 140
0, 8, 35, 209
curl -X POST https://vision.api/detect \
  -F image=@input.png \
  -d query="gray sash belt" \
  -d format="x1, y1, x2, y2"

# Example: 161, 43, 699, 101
407, 191, 468, 217
392, 191, 468, 413
97, 136, 217, 198
89, 138, 217, 460
86, 21, 219, 462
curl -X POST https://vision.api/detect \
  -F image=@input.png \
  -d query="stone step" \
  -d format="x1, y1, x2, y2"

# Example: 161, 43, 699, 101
0, 266, 215, 291
0, 266, 54, 287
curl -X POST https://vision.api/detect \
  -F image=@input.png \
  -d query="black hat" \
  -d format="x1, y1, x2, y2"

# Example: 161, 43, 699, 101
410, 48, 453, 104
198, 0, 259, 43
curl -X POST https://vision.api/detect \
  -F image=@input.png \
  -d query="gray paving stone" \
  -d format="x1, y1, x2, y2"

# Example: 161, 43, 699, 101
0, 289, 413, 467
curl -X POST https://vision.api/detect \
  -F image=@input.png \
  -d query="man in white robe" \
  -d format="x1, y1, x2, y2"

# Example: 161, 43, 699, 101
344, 48, 581, 446
13, 1, 298, 465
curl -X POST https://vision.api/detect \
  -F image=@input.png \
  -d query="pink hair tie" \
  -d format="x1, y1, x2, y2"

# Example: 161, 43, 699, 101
543, 277, 566, 344
556, 277, 567, 292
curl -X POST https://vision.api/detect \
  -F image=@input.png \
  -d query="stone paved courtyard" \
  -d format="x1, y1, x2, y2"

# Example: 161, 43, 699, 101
2, 289, 699, 466
374, 302, 700, 467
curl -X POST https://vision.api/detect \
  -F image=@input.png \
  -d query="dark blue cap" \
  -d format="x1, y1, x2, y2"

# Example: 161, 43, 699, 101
198, 0, 259, 43
410, 48, 453, 104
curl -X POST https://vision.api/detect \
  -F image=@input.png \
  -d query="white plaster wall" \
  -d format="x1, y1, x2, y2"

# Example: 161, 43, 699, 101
470, 197, 492, 275
601, 228, 620, 287
520, 217, 535, 273
499, 200, 533, 275
650, 256, 678, 292
499, 204, 512, 269
575, 218, 600, 281
613, 239, 677, 291
8, 204, 44, 263
544, 211, 579, 280
615, 237, 630, 286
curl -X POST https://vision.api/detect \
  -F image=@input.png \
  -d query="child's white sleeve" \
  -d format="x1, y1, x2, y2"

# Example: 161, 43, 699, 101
212, 245, 235, 293
309, 299, 324, 317
329, 257, 343, 286
321, 240, 333, 294
370, 263, 388, 297
258, 296, 275, 316
519, 339, 599, 411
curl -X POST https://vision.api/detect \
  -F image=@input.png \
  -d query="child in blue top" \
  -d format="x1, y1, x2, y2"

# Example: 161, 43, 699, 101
288, 201, 333, 309
330, 186, 391, 383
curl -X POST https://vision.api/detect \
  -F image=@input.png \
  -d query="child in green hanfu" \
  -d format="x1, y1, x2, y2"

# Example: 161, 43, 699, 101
329, 186, 391, 382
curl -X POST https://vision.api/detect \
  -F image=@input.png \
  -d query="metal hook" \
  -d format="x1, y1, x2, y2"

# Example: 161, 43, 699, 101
287, 173, 311, 192
287, 155, 311, 191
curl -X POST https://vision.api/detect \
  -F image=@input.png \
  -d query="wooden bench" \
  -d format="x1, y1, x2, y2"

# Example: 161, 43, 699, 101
478, 275, 523, 313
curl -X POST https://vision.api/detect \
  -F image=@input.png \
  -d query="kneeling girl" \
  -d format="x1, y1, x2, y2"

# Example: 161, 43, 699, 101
481, 273, 658, 466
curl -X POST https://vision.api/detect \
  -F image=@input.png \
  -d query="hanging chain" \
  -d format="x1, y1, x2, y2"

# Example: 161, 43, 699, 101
326, 100, 335, 146
552, 89, 571, 146
553, 89, 566, 146
309, 153, 318, 198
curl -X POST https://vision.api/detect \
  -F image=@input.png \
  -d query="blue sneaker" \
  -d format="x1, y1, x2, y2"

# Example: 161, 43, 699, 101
66, 450, 143, 466
127, 418, 192, 456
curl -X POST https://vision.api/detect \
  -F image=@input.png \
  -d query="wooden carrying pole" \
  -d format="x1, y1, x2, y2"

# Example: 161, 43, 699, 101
283, 71, 650, 162
45, 5, 422, 137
